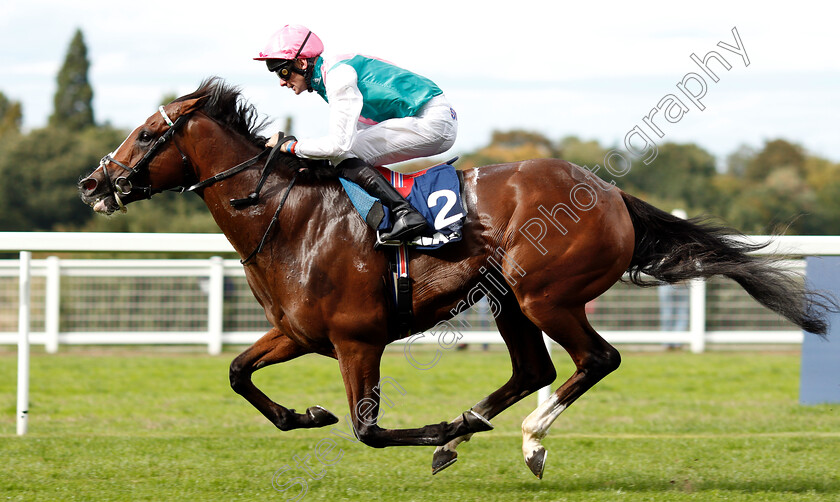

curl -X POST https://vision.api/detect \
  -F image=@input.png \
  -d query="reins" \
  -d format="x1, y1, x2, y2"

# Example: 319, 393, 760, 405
240, 172, 298, 265
184, 148, 270, 193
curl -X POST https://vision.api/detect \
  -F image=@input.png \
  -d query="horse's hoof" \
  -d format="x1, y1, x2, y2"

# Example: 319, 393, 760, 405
463, 410, 494, 433
432, 448, 458, 475
307, 406, 339, 426
525, 447, 547, 479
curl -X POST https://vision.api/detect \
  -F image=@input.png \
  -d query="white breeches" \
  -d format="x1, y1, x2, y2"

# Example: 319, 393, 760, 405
347, 95, 458, 168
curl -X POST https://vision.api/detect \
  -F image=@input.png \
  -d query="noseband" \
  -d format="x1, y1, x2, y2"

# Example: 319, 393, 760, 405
98, 106, 191, 210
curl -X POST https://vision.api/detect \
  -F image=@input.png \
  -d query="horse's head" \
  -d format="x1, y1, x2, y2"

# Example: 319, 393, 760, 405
79, 96, 207, 214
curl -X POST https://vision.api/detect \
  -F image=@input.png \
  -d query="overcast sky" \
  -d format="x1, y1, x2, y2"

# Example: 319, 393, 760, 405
2, 0, 838, 166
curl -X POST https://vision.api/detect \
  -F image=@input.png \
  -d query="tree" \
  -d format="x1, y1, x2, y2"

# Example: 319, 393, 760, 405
0, 91, 23, 138
810, 177, 840, 234
49, 28, 94, 130
556, 136, 607, 169
0, 125, 125, 231
725, 144, 756, 177
724, 167, 816, 234
487, 130, 555, 152
621, 142, 718, 210
802, 156, 840, 234
744, 139, 805, 181
459, 129, 557, 168
78, 191, 221, 234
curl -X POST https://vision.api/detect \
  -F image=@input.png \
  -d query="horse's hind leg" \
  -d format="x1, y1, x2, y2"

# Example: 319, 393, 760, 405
229, 328, 339, 430
520, 307, 620, 478
432, 293, 557, 474
333, 339, 495, 448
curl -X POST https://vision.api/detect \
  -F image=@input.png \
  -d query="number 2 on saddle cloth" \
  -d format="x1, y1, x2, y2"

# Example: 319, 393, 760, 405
339, 159, 466, 250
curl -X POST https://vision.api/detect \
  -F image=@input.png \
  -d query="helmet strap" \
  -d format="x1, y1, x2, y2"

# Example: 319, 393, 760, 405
292, 30, 314, 89
302, 57, 317, 92
294, 31, 312, 59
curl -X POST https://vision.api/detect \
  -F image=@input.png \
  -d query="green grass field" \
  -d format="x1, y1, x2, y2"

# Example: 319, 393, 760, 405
1, 345, 838, 501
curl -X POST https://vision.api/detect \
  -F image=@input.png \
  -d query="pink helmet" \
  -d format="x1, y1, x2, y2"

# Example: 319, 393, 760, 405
254, 24, 324, 60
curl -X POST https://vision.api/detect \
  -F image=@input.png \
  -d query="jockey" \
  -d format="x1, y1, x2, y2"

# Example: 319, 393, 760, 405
255, 24, 458, 243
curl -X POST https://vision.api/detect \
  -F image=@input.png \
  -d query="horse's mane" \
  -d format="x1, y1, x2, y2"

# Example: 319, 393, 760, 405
173, 77, 268, 149
174, 76, 338, 181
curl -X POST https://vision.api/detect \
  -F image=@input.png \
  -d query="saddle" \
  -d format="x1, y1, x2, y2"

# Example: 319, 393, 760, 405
339, 159, 467, 335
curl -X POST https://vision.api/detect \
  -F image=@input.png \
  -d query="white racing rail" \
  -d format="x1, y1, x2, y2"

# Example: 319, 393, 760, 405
4, 232, 839, 434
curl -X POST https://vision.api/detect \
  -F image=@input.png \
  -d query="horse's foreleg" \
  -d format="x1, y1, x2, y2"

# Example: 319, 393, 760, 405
335, 340, 494, 448
432, 294, 557, 474
230, 328, 339, 430
520, 308, 620, 479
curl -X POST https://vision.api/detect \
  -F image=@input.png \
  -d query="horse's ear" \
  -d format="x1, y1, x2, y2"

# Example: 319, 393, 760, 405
170, 95, 209, 119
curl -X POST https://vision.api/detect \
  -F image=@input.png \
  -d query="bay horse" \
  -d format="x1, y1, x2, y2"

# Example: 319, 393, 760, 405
79, 78, 831, 479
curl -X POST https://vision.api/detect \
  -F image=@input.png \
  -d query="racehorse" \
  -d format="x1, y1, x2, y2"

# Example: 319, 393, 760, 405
79, 78, 832, 479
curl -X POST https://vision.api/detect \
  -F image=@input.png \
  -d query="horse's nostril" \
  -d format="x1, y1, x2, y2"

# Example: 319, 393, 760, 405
81, 178, 98, 193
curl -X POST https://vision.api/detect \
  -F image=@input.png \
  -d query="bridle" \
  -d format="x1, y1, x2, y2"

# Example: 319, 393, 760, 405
97, 105, 297, 264
98, 106, 276, 208
98, 106, 191, 211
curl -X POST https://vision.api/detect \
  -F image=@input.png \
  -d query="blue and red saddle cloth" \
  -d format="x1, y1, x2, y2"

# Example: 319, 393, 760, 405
338, 160, 465, 250
338, 159, 465, 334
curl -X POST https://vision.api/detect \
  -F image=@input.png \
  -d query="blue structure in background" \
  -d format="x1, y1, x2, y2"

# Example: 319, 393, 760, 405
800, 256, 840, 404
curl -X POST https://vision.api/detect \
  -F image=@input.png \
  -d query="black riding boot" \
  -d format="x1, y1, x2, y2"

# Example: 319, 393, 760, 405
338, 158, 430, 242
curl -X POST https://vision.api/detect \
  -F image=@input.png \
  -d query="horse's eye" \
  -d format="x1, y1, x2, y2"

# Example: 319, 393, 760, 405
138, 130, 154, 144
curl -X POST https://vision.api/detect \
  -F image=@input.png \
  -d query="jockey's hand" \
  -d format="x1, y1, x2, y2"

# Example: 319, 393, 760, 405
265, 132, 281, 148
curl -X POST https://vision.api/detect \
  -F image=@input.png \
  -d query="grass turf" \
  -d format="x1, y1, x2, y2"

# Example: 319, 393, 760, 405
1, 346, 838, 501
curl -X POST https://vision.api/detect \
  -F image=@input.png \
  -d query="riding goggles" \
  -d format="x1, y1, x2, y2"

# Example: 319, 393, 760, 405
267, 59, 298, 81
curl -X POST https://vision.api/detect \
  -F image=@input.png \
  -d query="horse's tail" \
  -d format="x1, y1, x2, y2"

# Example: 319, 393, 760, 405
619, 191, 834, 336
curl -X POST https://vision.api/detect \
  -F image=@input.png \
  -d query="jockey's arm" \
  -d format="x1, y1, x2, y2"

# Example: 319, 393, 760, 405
294, 64, 363, 161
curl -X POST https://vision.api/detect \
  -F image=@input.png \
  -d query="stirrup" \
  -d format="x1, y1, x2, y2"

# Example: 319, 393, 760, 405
376, 218, 428, 245
375, 231, 404, 247
375, 215, 428, 246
